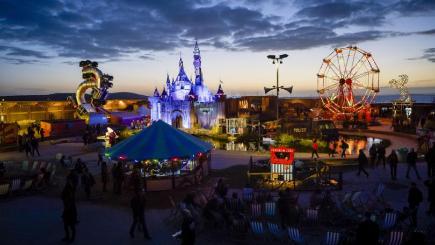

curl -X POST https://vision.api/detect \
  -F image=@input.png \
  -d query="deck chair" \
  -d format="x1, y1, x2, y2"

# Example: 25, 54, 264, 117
306, 208, 319, 224
385, 231, 403, 245
264, 202, 276, 217
375, 183, 385, 201
267, 222, 284, 241
324, 231, 341, 245
31, 161, 39, 171
229, 219, 248, 241
22, 179, 33, 190
22, 160, 29, 171
243, 187, 254, 202
10, 178, 21, 192
381, 212, 397, 230
250, 221, 266, 240
0, 183, 10, 196
251, 203, 262, 217
227, 198, 243, 213
287, 227, 304, 244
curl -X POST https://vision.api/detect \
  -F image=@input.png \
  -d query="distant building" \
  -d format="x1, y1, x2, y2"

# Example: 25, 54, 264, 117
149, 42, 225, 129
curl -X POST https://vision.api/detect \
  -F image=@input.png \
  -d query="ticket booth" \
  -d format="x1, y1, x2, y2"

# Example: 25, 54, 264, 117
270, 147, 295, 181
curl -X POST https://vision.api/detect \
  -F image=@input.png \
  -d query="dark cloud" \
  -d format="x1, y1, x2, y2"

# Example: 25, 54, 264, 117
0, 0, 434, 64
408, 48, 435, 63
393, 0, 435, 14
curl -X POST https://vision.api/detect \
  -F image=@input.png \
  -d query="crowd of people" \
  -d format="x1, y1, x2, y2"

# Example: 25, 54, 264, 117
17, 125, 42, 157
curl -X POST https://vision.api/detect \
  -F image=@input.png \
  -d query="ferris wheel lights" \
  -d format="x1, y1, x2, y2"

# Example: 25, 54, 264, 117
365, 53, 372, 58
323, 59, 330, 64
317, 74, 325, 78
371, 68, 380, 73
335, 48, 342, 54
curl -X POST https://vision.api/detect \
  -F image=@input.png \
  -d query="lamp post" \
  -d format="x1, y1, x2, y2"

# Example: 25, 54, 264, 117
264, 54, 293, 122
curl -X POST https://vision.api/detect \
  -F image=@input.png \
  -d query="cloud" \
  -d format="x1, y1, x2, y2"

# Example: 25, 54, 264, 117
0, 0, 434, 64
408, 48, 435, 63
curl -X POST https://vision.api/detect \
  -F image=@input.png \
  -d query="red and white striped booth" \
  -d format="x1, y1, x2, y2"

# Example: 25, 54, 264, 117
270, 147, 295, 181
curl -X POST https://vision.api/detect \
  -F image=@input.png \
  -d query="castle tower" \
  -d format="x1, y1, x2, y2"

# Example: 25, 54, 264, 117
193, 41, 203, 86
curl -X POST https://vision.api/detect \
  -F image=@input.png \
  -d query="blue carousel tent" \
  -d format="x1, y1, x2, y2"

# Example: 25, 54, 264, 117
105, 120, 212, 161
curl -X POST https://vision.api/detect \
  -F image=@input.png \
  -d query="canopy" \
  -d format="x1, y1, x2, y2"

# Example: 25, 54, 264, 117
105, 120, 212, 161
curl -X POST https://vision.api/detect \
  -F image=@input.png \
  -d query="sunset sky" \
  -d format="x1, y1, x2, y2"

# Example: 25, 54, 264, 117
0, 0, 434, 97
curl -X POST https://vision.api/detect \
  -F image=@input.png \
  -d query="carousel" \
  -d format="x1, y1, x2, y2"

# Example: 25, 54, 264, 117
105, 120, 212, 191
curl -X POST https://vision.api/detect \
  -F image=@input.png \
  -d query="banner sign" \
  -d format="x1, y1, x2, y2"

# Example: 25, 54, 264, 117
270, 147, 295, 165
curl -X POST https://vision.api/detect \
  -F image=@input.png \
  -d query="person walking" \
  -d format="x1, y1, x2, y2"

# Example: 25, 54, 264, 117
377, 144, 386, 169
387, 150, 399, 180
101, 161, 108, 192
424, 177, 435, 216
406, 148, 421, 180
311, 139, 319, 159
328, 141, 336, 158
425, 143, 435, 178
81, 168, 95, 200
341, 139, 349, 158
408, 182, 423, 227
180, 209, 196, 245
24, 137, 32, 157
31, 138, 40, 156
369, 144, 377, 168
39, 127, 45, 142
129, 191, 151, 240
357, 149, 369, 177
61, 179, 77, 243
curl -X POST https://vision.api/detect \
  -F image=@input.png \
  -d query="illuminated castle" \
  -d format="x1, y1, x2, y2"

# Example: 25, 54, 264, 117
149, 42, 225, 129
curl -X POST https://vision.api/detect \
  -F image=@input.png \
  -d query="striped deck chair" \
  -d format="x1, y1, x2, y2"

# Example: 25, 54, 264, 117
267, 222, 284, 241
31, 161, 39, 171
251, 203, 262, 217
287, 227, 304, 244
306, 208, 319, 224
10, 178, 22, 192
243, 188, 254, 202
324, 231, 341, 245
250, 221, 266, 240
381, 212, 397, 230
0, 183, 10, 196
22, 160, 29, 171
22, 179, 33, 190
227, 198, 243, 213
375, 183, 385, 201
385, 231, 403, 245
264, 202, 276, 217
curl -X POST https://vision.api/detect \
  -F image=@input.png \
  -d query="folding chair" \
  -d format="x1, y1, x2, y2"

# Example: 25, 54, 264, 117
10, 178, 22, 192
22, 179, 33, 191
287, 227, 304, 244
264, 202, 276, 217
267, 222, 284, 241
250, 221, 266, 240
251, 203, 262, 217
306, 208, 319, 224
381, 212, 397, 230
385, 231, 403, 245
22, 160, 29, 171
324, 231, 341, 245
0, 183, 10, 196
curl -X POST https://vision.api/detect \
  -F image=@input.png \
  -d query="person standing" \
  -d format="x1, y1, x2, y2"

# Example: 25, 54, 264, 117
357, 149, 369, 177
341, 139, 349, 158
24, 137, 32, 157
369, 144, 377, 168
425, 143, 435, 178
328, 141, 336, 158
424, 177, 435, 216
311, 139, 320, 159
81, 168, 95, 200
388, 150, 399, 180
408, 182, 423, 227
39, 127, 45, 142
180, 209, 195, 245
31, 138, 40, 157
97, 151, 103, 166
406, 148, 421, 180
101, 161, 108, 192
377, 144, 386, 169
129, 191, 151, 240
61, 179, 77, 242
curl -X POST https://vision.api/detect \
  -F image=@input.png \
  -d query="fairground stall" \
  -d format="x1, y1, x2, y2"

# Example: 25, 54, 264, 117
105, 120, 212, 191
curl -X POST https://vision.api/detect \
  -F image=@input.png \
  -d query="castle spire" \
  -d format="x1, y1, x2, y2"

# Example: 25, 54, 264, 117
153, 87, 160, 97
193, 40, 203, 86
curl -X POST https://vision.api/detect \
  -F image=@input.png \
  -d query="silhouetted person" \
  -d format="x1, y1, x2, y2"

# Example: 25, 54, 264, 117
277, 190, 289, 228
129, 191, 151, 240
0, 162, 5, 178
406, 148, 421, 180
24, 138, 32, 157
81, 168, 95, 200
31, 138, 40, 156
66, 169, 79, 191
408, 182, 423, 227
215, 178, 228, 198
97, 151, 103, 166
426, 143, 435, 178
388, 150, 399, 180
424, 177, 435, 216
328, 141, 336, 157
101, 161, 108, 192
112, 162, 123, 194
180, 209, 195, 245
356, 212, 379, 245
39, 127, 45, 142
341, 140, 348, 158
311, 139, 319, 159
357, 149, 369, 178
369, 144, 377, 167
377, 144, 386, 168
61, 180, 77, 242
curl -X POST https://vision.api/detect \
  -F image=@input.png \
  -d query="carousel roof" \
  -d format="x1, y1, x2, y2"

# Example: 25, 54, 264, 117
105, 120, 212, 161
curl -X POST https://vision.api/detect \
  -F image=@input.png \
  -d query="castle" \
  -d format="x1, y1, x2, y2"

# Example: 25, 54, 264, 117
149, 42, 225, 129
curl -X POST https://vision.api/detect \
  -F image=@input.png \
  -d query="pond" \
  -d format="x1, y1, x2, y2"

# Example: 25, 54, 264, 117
199, 135, 386, 154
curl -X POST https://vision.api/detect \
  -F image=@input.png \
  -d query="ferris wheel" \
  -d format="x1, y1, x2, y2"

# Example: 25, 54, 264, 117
317, 46, 380, 116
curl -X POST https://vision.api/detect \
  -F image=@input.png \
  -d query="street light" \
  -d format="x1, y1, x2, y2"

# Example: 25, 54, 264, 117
264, 54, 293, 121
